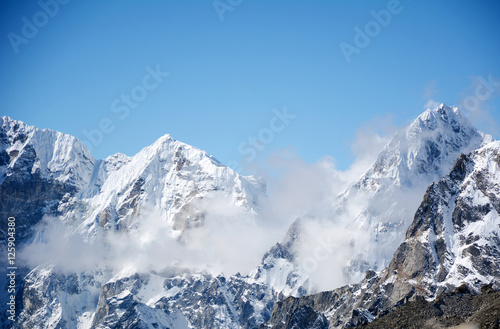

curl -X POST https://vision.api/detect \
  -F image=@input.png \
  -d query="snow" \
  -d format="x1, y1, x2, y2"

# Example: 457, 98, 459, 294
77, 311, 95, 329
1, 116, 95, 187
136, 273, 168, 306
250, 258, 304, 296
73, 130, 265, 239
335, 104, 489, 282
396, 139, 500, 297
135, 306, 191, 329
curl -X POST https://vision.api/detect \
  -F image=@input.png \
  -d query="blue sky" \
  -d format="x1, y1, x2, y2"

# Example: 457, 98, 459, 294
1, 0, 500, 173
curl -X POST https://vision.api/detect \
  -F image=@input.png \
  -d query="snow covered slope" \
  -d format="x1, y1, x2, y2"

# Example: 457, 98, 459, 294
0, 116, 95, 188
0, 116, 269, 329
343, 104, 492, 278
0, 116, 95, 243
254, 104, 492, 297
0, 116, 264, 243
263, 140, 500, 328
75, 132, 264, 240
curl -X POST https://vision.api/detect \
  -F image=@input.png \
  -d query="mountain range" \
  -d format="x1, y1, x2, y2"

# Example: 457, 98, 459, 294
1, 104, 499, 328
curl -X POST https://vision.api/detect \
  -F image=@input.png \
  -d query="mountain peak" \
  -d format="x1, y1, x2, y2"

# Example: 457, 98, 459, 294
157, 133, 175, 143
0, 116, 95, 189
147, 133, 176, 151
0, 115, 32, 136
413, 103, 471, 133
140, 133, 223, 170
341, 103, 491, 281
363, 103, 487, 190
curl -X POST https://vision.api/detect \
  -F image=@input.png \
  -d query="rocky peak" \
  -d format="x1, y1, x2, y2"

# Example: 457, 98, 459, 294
361, 104, 486, 191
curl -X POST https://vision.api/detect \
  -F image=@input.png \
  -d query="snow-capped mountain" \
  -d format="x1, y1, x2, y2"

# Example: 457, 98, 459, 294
344, 104, 492, 277
0, 116, 95, 243
81, 133, 264, 235
2, 104, 499, 329
262, 140, 500, 328
0, 116, 264, 244
15, 266, 277, 329
254, 104, 492, 297
0, 116, 271, 328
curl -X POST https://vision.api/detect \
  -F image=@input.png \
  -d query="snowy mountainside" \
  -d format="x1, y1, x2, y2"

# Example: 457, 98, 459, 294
76, 133, 264, 239
0, 116, 95, 189
250, 220, 309, 298
0, 116, 95, 243
0, 116, 264, 243
356, 104, 490, 190
262, 140, 500, 328
343, 104, 492, 277
0, 116, 271, 329
15, 264, 278, 329
402, 140, 500, 295
254, 104, 492, 298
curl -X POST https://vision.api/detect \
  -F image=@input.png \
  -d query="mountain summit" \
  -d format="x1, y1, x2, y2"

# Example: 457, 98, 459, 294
344, 104, 491, 277
0, 116, 264, 245
358, 103, 490, 190
254, 104, 492, 297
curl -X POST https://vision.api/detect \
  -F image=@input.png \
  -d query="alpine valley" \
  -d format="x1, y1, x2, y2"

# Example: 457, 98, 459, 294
1, 104, 499, 328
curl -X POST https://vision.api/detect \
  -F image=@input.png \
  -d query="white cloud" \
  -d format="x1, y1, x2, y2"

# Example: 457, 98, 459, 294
346, 114, 396, 181
458, 75, 500, 135
423, 80, 438, 99
424, 98, 440, 110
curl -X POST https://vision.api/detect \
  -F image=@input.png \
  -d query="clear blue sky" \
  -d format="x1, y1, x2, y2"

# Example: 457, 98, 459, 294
1, 0, 500, 172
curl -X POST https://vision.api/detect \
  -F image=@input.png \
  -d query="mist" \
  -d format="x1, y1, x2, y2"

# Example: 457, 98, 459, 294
459, 75, 500, 136
18, 117, 401, 297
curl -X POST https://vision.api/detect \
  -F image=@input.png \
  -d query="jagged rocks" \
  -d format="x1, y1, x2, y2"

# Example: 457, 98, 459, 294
89, 271, 276, 329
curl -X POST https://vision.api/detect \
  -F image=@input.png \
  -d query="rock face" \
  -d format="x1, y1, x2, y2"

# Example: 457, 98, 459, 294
0, 117, 94, 244
262, 141, 500, 328
360, 284, 500, 329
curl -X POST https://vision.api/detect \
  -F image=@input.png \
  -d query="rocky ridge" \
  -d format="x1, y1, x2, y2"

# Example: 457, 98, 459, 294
261, 141, 500, 328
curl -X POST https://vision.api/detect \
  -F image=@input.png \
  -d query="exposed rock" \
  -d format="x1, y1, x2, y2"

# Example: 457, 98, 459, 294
358, 284, 500, 329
